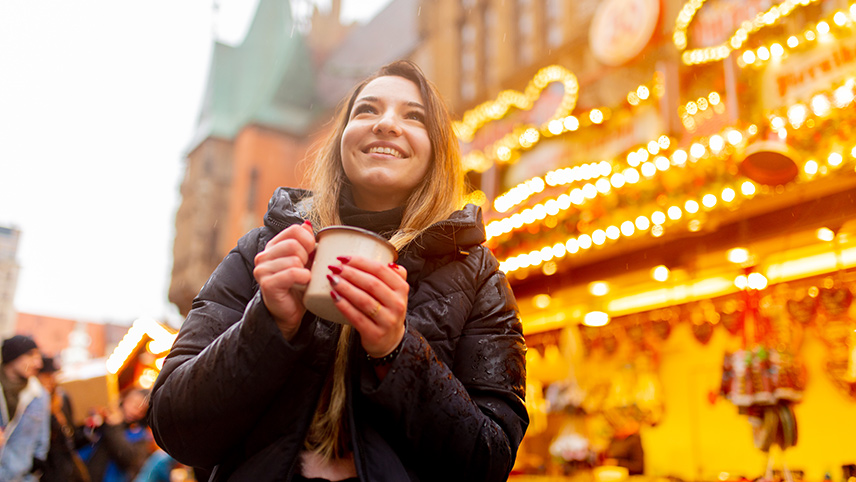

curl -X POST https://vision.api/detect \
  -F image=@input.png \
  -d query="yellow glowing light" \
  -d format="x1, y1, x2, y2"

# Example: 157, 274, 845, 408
805, 159, 819, 174
654, 156, 670, 171
583, 311, 609, 327
757, 46, 771, 61
647, 140, 660, 155
552, 242, 566, 258
685, 200, 700, 213
533, 294, 552, 309
628, 92, 640, 105
578, 234, 593, 250
606, 225, 620, 240
743, 50, 757, 64
722, 187, 736, 202
787, 35, 799, 48
766, 44, 782, 59
589, 281, 610, 296
709, 134, 725, 152
734, 274, 748, 290
817, 21, 830, 34
610, 173, 626, 188
566, 238, 580, 254
651, 211, 666, 225
741, 181, 756, 196
590, 109, 604, 124
805, 30, 816, 41
702, 194, 717, 208
748, 272, 768, 290
672, 149, 688, 165
106, 317, 177, 375
687, 101, 699, 115
624, 168, 641, 184
641, 162, 657, 177
621, 221, 635, 236
690, 143, 706, 158
564, 116, 580, 131
637, 85, 650, 100
727, 247, 750, 264
667, 206, 682, 220
726, 129, 743, 145
651, 265, 670, 282
592, 229, 607, 245
635, 216, 650, 230
548, 119, 564, 135
811, 94, 831, 116
709, 92, 721, 105
829, 152, 843, 166
652, 224, 665, 237
817, 227, 836, 242
658, 135, 671, 149
834, 11, 848, 26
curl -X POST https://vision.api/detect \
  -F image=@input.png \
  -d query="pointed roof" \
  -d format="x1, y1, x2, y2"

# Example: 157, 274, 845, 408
189, 0, 317, 151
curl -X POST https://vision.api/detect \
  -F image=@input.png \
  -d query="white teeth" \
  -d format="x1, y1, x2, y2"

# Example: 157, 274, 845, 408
367, 146, 404, 158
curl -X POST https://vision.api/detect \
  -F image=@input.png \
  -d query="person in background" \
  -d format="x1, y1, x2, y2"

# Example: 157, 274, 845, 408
37, 355, 90, 482
150, 60, 528, 481
79, 388, 154, 482
0, 335, 50, 481
602, 415, 644, 475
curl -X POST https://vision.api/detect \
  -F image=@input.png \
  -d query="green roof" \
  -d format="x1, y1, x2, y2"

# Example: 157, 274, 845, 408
190, 0, 317, 149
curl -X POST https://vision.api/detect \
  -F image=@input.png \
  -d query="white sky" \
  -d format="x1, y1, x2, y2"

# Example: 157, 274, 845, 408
0, 0, 392, 326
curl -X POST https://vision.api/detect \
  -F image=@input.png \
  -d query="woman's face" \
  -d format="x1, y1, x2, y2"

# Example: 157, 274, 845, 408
341, 75, 432, 211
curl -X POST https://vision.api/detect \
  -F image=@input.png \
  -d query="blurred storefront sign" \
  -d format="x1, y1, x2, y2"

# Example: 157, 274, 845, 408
688, 0, 774, 48
589, 0, 660, 67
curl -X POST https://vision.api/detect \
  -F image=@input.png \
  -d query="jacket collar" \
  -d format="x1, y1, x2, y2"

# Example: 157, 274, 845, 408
263, 187, 486, 256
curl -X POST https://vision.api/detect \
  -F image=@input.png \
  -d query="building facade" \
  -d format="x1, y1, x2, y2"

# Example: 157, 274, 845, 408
0, 225, 21, 338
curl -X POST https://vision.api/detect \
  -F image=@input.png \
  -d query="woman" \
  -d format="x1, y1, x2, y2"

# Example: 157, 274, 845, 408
149, 60, 528, 481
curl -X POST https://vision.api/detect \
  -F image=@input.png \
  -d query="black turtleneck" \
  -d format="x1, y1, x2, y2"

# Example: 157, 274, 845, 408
338, 187, 404, 239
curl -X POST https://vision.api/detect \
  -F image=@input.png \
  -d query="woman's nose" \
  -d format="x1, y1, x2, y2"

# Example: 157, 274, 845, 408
372, 112, 402, 136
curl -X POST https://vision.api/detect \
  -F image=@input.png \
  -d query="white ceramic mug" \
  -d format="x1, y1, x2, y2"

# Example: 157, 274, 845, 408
297, 225, 398, 325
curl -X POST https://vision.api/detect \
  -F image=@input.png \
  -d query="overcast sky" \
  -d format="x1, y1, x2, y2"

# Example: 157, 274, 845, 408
0, 0, 392, 326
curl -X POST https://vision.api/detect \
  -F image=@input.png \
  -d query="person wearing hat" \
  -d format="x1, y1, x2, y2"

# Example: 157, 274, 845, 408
37, 356, 90, 482
0, 335, 50, 481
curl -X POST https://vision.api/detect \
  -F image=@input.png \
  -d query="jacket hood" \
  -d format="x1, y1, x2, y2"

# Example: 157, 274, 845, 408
263, 187, 486, 256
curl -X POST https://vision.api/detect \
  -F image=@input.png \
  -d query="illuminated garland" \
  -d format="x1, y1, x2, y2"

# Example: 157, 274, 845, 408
674, 0, 824, 66
737, 4, 856, 69
458, 68, 663, 173
493, 82, 856, 275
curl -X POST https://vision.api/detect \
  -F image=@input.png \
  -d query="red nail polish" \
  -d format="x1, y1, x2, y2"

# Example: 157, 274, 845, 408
327, 274, 340, 286
328, 265, 342, 274
388, 263, 399, 270
303, 219, 312, 227
330, 290, 342, 302
337, 256, 351, 263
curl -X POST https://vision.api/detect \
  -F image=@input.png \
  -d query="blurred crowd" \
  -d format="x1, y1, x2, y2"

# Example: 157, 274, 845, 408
0, 334, 192, 482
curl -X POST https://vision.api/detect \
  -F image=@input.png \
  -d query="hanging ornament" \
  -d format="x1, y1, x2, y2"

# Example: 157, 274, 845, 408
786, 292, 818, 325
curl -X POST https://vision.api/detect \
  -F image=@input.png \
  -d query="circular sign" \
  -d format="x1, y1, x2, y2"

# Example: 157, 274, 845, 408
589, 0, 660, 67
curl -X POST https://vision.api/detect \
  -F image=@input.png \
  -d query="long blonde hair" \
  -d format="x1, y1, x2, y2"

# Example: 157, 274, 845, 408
302, 60, 465, 460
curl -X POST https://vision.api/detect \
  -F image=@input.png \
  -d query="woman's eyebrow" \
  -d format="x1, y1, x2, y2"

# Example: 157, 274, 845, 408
355, 96, 425, 110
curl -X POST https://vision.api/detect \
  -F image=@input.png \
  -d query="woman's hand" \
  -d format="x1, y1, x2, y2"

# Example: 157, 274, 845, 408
253, 221, 315, 340
327, 256, 408, 357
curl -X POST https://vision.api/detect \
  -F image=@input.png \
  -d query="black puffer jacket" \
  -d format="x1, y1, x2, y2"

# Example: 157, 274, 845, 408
150, 188, 528, 481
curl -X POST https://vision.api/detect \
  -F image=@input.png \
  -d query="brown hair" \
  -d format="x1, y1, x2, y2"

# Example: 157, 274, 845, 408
301, 60, 464, 461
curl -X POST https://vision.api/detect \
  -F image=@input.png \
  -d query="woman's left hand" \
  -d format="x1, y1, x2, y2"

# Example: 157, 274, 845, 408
328, 256, 408, 357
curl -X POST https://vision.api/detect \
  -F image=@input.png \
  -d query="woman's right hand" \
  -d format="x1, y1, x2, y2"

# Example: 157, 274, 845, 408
253, 220, 316, 340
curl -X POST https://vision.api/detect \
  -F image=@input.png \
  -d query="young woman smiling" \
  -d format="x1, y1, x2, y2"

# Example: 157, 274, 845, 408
149, 60, 528, 482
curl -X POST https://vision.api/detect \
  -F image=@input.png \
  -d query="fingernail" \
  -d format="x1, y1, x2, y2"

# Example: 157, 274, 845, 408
328, 265, 342, 275
327, 274, 341, 286
337, 256, 351, 264
303, 220, 312, 227
330, 290, 342, 302
388, 263, 399, 270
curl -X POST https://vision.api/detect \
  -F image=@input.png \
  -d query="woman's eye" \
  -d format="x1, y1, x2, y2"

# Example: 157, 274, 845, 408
353, 104, 377, 116
406, 111, 425, 123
